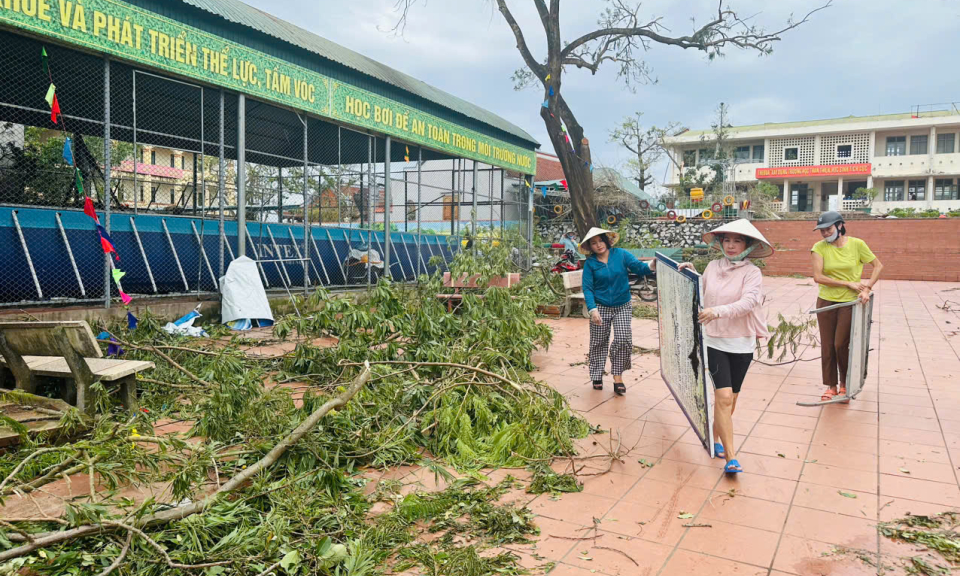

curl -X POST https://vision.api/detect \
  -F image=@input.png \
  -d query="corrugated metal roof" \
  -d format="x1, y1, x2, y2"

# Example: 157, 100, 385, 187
178, 0, 538, 146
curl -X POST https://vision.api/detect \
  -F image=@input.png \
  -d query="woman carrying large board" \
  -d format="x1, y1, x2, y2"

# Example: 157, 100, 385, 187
679, 219, 773, 474
810, 211, 883, 403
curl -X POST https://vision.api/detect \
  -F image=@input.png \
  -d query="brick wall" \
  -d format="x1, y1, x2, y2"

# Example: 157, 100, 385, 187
754, 219, 960, 282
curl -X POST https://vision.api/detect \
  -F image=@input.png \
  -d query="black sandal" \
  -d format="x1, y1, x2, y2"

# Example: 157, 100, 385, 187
592, 380, 603, 390
614, 382, 626, 396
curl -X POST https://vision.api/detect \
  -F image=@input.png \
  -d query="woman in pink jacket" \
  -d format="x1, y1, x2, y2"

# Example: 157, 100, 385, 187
679, 219, 773, 474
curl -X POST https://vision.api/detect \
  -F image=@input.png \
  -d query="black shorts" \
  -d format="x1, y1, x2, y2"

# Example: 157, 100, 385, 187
707, 347, 753, 395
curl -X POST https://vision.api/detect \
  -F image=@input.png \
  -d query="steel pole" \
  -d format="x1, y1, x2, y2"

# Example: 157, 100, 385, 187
103, 57, 112, 309
384, 136, 392, 279
471, 159, 478, 253
237, 94, 246, 257
218, 89, 225, 278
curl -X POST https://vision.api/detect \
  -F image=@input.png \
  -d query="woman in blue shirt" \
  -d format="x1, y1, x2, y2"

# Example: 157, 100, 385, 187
579, 227, 656, 395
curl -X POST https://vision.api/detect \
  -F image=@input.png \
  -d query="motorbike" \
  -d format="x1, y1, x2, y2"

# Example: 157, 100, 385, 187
342, 244, 384, 285
550, 248, 582, 274
629, 271, 657, 302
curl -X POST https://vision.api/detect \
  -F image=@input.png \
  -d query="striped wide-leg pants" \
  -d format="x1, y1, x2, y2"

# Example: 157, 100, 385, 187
588, 302, 633, 381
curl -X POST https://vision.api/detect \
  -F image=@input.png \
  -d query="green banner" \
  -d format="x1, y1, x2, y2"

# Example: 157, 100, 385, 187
0, 0, 537, 174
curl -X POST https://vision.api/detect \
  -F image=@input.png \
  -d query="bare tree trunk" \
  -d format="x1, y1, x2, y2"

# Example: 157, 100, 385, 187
546, 96, 597, 237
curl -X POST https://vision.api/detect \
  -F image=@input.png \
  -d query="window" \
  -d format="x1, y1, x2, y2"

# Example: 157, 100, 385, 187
784, 147, 799, 161
935, 178, 959, 200
406, 200, 417, 221
937, 133, 956, 154
908, 180, 926, 201
170, 188, 175, 204
150, 186, 157, 203
139, 184, 145, 202
697, 148, 714, 165
885, 136, 906, 156
181, 156, 186, 169
169, 155, 175, 168
884, 181, 905, 202
837, 144, 852, 158
733, 146, 750, 161
752, 145, 764, 161
150, 150, 156, 165
682, 150, 696, 166
910, 135, 928, 155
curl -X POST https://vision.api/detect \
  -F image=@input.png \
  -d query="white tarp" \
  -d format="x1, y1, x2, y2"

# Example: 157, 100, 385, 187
219, 256, 274, 326
656, 253, 715, 457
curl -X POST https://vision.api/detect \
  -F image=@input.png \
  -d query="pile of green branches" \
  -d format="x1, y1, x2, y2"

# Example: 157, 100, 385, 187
0, 256, 586, 574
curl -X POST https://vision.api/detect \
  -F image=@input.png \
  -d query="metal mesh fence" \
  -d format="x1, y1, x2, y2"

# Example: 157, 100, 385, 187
0, 29, 533, 307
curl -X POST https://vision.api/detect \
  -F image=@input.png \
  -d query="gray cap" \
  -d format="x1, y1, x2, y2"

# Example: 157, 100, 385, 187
814, 211, 845, 230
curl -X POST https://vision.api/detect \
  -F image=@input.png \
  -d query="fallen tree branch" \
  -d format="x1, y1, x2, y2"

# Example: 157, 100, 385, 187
592, 545, 639, 566
103, 336, 213, 387
338, 360, 523, 393
95, 531, 132, 576
0, 363, 372, 562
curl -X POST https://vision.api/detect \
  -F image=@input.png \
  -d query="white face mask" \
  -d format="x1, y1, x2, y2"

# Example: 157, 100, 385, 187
825, 229, 840, 243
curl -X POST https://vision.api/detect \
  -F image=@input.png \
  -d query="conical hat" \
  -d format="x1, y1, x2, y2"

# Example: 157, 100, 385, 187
701, 219, 774, 259
578, 227, 620, 255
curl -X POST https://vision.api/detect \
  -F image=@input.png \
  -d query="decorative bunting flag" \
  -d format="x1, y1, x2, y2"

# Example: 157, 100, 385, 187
62, 137, 73, 166
111, 268, 125, 285
589, 163, 594, 173
548, 86, 554, 97
560, 179, 568, 189
74, 169, 84, 196
561, 125, 567, 132
83, 196, 99, 223
545, 73, 551, 81
119, 291, 132, 305
404, 145, 410, 162
524, 180, 531, 188
50, 93, 61, 124
541, 99, 549, 109
41, 47, 49, 76
44, 84, 55, 107
564, 134, 570, 144
542, 187, 547, 198
96, 224, 120, 262
127, 312, 138, 329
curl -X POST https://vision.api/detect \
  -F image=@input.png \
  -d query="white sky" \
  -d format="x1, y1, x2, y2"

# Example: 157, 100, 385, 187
241, 0, 960, 190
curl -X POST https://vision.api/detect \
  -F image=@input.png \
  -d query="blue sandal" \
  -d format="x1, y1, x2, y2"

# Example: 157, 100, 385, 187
724, 460, 742, 474
714, 443, 725, 458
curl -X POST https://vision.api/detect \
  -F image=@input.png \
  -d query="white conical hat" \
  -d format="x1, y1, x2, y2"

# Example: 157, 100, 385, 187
578, 227, 620, 255
701, 219, 775, 259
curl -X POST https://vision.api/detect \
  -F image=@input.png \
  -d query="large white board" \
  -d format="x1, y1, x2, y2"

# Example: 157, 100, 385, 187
656, 253, 715, 457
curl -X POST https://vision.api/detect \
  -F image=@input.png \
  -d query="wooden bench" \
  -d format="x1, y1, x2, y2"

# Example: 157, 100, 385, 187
0, 321, 154, 416
561, 270, 590, 318
437, 272, 520, 312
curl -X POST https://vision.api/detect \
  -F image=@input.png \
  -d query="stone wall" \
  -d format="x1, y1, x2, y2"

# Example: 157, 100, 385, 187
538, 219, 723, 249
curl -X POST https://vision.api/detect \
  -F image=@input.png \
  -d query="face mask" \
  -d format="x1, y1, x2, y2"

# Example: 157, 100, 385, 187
825, 230, 840, 243
712, 240, 756, 262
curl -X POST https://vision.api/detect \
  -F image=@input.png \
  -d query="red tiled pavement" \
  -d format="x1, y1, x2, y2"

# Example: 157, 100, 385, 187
520, 277, 960, 575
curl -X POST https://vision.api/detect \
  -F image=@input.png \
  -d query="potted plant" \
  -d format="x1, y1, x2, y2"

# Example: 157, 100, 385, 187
853, 187, 878, 214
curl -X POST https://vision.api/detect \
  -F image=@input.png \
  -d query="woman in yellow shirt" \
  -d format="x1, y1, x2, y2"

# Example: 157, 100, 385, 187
810, 211, 883, 402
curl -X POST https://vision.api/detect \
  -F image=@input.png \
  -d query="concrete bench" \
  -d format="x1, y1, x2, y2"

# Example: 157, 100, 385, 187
0, 321, 154, 415
562, 270, 590, 318
437, 272, 520, 312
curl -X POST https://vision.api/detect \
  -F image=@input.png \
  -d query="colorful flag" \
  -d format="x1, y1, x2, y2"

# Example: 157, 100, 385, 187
83, 196, 99, 223
111, 268, 125, 285
50, 93, 61, 124
127, 312, 138, 329
44, 84, 55, 107
404, 145, 410, 162
560, 179, 568, 189
62, 137, 73, 166
541, 187, 547, 198
41, 47, 48, 76
548, 86, 554, 97
96, 224, 120, 262
75, 169, 84, 196
119, 291, 132, 305
541, 99, 549, 109
545, 73, 551, 81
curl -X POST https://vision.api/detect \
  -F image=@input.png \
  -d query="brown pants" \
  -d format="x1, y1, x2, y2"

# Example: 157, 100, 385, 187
816, 297, 852, 388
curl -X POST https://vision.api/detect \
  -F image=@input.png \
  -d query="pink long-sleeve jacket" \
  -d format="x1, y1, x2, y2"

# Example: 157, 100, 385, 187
701, 258, 769, 339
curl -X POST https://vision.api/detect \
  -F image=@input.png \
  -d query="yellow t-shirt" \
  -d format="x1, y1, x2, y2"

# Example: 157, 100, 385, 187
811, 236, 876, 302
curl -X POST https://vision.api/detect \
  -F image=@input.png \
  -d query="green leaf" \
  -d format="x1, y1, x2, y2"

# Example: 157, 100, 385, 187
838, 491, 857, 499
279, 550, 300, 574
